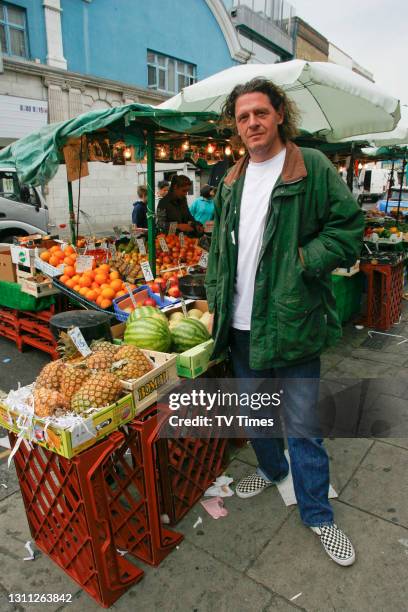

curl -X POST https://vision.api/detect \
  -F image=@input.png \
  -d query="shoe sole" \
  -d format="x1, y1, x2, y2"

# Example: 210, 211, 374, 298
326, 549, 356, 567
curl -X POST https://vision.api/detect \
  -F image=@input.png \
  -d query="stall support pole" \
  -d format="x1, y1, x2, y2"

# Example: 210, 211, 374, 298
396, 156, 407, 228
385, 160, 395, 215
346, 143, 355, 192
67, 180, 76, 245
147, 130, 156, 278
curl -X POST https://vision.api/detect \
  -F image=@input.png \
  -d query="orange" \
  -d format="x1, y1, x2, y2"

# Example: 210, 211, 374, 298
79, 276, 92, 288
73, 284, 81, 292
64, 265, 75, 278
100, 283, 110, 290
96, 295, 103, 306
99, 264, 110, 273
50, 245, 60, 253
59, 274, 69, 284
79, 287, 89, 296
95, 273, 107, 285
109, 270, 120, 281
91, 281, 100, 290
101, 287, 115, 300
115, 290, 127, 298
85, 289, 97, 301
40, 251, 51, 262
53, 249, 64, 260
63, 256, 75, 266
65, 279, 75, 288
110, 279, 123, 292
100, 298, 112, 309
71, 274, 81, 284
49, 255, 59, 267
84, 269, 95, 279
64, 245, 75, 255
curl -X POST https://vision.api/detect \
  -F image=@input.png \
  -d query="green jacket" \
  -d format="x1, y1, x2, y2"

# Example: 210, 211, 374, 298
205, 142, 364, 369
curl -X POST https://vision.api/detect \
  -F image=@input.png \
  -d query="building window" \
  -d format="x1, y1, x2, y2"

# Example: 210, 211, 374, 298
0, 2, 29, 58
147, 51, 196, 94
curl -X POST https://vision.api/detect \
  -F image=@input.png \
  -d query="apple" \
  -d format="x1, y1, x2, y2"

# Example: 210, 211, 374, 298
150, 282, 161, 293
143, 298, 157, 307
169, 275, 179, 287
168, 286, 181, 298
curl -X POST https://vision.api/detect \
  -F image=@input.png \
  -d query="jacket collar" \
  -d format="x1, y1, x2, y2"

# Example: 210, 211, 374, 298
223, 141, 307, 187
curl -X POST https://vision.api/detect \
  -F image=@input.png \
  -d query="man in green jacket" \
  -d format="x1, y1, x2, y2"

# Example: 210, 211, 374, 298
205, 77, 364, 566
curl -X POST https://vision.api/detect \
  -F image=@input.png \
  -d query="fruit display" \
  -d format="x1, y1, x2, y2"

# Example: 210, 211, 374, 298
154, 234, 203, 272
123, 305, 212, 354
30, 338, 157, 418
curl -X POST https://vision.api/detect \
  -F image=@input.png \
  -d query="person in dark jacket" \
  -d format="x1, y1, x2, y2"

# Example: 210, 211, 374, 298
205, 77, 364, 567
131, 185, 147, 228
157, 175, 204, 234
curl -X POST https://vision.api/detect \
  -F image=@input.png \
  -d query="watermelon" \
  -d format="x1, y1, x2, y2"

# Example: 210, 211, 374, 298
171, 318, 211, 353
124, 316, 172, 352
128, 305, 168, 325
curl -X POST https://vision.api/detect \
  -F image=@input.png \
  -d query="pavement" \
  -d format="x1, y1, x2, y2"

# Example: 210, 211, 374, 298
0, 305, 408, 612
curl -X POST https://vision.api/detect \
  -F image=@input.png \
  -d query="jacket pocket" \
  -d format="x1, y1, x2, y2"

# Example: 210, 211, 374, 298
276, 293, 326, 361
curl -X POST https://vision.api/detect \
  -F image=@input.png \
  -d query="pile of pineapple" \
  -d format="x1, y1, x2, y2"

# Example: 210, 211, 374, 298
33, 336, 153, 418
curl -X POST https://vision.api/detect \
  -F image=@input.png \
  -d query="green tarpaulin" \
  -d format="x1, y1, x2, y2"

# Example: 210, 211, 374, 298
0, 103, 219, 186
0, 280, 55, 311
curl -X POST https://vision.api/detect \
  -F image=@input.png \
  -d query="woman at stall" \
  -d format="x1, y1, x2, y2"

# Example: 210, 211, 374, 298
189, 185, 215, 225
157, 175, 204, 235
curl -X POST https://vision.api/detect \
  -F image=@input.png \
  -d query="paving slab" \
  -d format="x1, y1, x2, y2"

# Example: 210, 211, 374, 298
324, 438, 374, 494
178, 459, 293, 572
340, 441, 408, 528
266, 594, 303, 610
357, 393, 408, 438
0, 460, 19, 501
247, 503, 408, 612
0, 494, 80, 612
378, 437, 408, 451
236, 442, 258, 467
109, 540, 273, 612
323, 358, 398, 379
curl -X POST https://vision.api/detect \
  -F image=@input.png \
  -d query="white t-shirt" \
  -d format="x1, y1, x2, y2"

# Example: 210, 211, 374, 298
232, 148, 286, 330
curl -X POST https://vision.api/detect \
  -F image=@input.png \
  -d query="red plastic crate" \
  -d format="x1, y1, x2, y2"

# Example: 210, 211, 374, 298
105, 425, 183, 566
10, 431, 144, 608
20, 333, 59, 360
360, 261, 404, 330
19, 316, 55, 341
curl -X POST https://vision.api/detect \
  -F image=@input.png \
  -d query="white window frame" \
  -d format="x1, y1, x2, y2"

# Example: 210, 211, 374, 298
147, 50, 196, 94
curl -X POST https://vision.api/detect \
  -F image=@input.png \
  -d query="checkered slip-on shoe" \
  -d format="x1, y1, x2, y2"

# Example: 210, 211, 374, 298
235, 473, 272, 499
311, 524, 356, 566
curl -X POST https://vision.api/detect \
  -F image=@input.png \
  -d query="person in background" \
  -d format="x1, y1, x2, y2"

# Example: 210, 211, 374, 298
157, 180, 170, 199
157, 174, 203, 234
189, 185, 215, 225
131, 185, 148, 228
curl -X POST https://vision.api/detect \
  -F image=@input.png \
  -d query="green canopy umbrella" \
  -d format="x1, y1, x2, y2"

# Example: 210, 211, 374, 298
0, 103, 220, 274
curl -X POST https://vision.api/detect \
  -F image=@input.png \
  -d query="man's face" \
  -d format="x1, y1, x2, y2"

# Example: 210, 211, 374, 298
159, 186, 169, 197
235, 92, 284, 158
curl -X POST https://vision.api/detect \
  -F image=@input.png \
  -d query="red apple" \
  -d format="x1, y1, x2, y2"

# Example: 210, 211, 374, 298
150, 282, 161, 293
168, 286, 181, 298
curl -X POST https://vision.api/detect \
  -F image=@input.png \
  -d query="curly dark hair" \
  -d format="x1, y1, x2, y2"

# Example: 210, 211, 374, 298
221, 77, 300, 142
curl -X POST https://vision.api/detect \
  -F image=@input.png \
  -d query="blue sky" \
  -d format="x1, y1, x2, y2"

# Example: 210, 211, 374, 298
292, 0, 408, 103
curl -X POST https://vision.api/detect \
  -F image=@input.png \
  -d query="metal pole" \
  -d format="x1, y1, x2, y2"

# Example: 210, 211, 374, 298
146, 130, 156, 278
385, 159, 395, 215
67, 180, 76, 245
346, 143, 355, 191
396, 156, 407, 228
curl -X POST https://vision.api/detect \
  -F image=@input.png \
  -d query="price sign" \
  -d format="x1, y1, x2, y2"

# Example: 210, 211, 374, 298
34, 257, 64, 277
67, 327, 92, 357
158, 236, 169, 252
198, 250, 209, 269
140, 260, 154, 282
76, 255, 94, 273
85, 242, 95, 252
136, 238, 146, 255
168, 222, 177, 235
179, 232, 185, 247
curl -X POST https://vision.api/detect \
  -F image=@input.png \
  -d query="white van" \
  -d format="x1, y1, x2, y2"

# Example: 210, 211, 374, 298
0, 167, 53, 242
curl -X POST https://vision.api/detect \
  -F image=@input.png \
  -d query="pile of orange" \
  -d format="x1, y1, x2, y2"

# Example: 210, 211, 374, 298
58, 262, 134, 309
40, 244, 77, 268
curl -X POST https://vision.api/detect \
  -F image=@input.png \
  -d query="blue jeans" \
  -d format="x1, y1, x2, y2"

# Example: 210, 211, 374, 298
229, 328, 333, 527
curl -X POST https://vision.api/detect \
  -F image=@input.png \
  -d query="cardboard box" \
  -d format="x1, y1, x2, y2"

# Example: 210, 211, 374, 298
0, 248, 17, 283
0, 392, 135, 459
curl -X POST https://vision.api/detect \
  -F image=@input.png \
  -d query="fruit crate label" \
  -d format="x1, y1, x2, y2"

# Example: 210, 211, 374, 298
68, 327, 92, 357
168, 222, 177, 234
179, 232, 185, 247
34, 257, 64, 277
76, 255, 94, 273
10, 245, 31, 265
198, 250, 209, 268
71, 419, 96, 448
159, 236, 169, 252
136, 238, 146, 255
141, 260, 154, 282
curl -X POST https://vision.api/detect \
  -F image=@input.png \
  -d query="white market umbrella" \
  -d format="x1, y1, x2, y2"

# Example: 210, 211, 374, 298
159, 60, 400, 142
341, 105, 408, 147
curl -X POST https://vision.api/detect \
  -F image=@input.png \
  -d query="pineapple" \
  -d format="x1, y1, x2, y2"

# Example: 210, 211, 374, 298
115, 345, 153, 371
57, 331, 83, 363
35, 360, 65, 391
111, 358, 151, 381
60, 362, 91, 400
70, 372, 122, 414
86, 350, 115, 371
33, 387, 70, 418
90, 339, 118, 358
